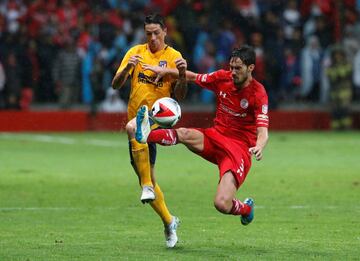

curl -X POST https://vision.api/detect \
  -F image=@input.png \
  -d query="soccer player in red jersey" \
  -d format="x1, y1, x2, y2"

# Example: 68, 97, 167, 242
136, 45, 269, 224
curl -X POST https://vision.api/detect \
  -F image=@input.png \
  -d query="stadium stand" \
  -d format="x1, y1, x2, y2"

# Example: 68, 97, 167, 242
0, 0, 359, 130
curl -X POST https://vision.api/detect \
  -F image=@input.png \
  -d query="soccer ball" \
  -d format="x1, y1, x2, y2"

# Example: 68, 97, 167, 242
150, 97, 181, 128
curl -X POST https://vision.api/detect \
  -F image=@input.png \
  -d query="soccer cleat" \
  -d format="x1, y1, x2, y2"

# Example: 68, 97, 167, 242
135, 105, 151, 144
241, 198, 254, 225
164, 216, 180, 248
140, 185, 155, 204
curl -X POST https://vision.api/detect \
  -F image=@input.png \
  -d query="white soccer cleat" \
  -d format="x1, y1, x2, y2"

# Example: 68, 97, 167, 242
140, 185, 155, 204
164, 216, 180, 248
135, 105, 151, 144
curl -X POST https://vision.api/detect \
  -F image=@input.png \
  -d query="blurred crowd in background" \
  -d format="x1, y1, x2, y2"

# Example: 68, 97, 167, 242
0, 0, 360, 113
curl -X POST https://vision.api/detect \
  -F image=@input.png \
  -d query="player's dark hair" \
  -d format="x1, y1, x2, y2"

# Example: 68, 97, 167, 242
144, 14, 165, 29
230, 45, 256, 66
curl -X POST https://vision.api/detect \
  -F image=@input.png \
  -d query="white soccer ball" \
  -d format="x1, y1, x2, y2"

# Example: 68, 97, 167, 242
150, 97, 181, 128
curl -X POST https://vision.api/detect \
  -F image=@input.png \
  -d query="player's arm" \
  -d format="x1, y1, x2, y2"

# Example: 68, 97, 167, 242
142, 64, 178, 83
112, 55, 142, 89
142, 61, 198, 83
249, 127, 268, 161
173, 58, 188, 100
111, 65, 131, 89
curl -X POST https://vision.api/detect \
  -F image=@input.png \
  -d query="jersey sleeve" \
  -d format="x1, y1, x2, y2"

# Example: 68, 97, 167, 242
194, 71, 219, 91
116, 46, 137, 75
168, 49, 183, 68
254, 89, 269, 128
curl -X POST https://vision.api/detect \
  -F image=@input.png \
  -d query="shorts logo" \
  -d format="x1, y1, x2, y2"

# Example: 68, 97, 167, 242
262, 104, 268, 114
236, 159, 245, 177
159, 61, 167, 67
240, 99, 249, 109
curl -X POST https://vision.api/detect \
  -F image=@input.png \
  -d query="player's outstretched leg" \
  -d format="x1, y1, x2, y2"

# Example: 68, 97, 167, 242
241, 198, 254, 225
136, 105, 151, 144
164, 216, 180, 248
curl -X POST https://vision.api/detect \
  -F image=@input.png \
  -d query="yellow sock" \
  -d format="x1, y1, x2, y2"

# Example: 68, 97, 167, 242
150, 183, 172, 225
130, 139, 152, 187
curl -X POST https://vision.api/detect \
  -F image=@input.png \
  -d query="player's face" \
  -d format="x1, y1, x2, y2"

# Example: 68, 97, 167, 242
229, 57, 253, 88
145, 23, 167, 53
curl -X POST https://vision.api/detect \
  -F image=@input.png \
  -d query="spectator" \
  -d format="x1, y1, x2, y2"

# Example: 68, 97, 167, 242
250, 31, 265, 84
280, 47, 301, 101
326, 46, 353, 130
313, 15, 334, 49
4, 51, 21, 109
99, 87, 126, 113
52, 38, 81, 108
299, 35, 324, 101
282, 0, 301, 42
353, 48, 360, 99
342, 25, 360, 63
0, 1, 26, 34
36, 33, 58, 102
0, 59, 5, 108
215, 18, 236, 63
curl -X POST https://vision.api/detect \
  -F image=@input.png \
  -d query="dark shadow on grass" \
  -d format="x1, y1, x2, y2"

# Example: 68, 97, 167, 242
164, 244, 270, 259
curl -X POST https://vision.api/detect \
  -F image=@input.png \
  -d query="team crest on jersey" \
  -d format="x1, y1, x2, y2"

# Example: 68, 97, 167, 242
240, 99, 249, 109
262, 104, 268, 114
159, 61, 167, 67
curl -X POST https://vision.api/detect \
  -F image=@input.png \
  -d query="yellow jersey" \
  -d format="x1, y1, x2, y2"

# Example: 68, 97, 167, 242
117, 43, 182, 120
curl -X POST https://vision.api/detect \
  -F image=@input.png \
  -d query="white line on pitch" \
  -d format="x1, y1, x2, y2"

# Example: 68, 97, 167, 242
0, 207, 119, 211
0, 133, 126, 148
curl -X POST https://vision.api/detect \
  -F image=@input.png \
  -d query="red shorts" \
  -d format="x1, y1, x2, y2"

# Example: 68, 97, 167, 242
194, 127, 252, 189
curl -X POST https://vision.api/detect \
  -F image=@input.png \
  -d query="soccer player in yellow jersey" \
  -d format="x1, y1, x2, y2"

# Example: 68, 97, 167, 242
111, 14, 187, 248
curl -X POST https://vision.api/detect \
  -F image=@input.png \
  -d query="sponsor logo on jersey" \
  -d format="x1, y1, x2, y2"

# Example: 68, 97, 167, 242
240, 99, 249, 109
220, 104, 247, 117
262, 104, 268, 114
159, 61, 167, 67
138, 72, 163, 87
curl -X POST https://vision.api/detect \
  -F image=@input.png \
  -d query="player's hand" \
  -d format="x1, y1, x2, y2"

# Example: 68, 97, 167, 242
175, 58, 187, 76
142, 64, 167, 84
249, 146, 263, 161
127, 55, 143, 68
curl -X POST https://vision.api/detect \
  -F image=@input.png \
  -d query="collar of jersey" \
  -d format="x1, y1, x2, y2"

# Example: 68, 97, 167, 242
146, 44, 168, 57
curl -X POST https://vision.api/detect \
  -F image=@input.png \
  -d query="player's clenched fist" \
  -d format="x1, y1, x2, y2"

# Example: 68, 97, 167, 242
175, 58, 187, 75
128, 55, 143, 67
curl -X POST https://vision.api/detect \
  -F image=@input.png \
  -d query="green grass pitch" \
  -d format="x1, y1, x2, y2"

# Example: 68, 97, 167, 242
0, 131, 359, 260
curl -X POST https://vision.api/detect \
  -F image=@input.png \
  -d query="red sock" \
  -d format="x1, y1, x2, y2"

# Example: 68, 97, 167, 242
230, 199, 251, 216
148, 129, 178, 146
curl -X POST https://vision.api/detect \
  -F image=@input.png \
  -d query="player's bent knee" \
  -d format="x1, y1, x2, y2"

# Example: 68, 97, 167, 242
214, 197, 231, 214
125, 120, 136, 135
